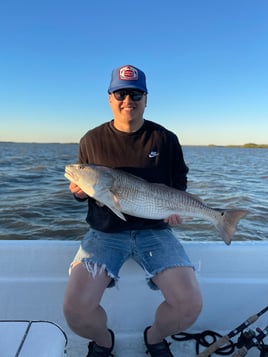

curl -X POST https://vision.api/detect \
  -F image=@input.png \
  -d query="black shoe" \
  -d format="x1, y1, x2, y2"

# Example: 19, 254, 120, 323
144, 326, 174, 357
87, 329, 114, 357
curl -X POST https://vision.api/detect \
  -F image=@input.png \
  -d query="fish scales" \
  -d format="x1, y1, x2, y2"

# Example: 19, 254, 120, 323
111, 170, 214, 219
111, 172, 161, 217
64, 164, 248, 245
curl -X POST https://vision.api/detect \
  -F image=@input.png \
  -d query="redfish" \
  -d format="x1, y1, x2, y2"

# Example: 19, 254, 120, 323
65, 164, 248, 245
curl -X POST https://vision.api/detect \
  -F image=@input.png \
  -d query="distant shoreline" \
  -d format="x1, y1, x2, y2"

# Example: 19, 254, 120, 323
0, 142, 267, 148
208, 143, 268, 149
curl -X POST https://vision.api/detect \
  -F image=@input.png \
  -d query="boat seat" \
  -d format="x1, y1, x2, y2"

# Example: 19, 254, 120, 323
0, 320, 67, 357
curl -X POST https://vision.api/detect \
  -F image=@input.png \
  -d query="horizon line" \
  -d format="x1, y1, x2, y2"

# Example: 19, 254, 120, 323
1, 141, 268, 148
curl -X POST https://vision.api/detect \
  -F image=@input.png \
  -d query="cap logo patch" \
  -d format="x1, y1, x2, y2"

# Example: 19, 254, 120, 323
119, 66, 138, 81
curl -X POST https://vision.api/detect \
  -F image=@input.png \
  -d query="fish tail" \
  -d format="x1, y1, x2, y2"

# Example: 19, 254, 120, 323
215, 209, 248, 245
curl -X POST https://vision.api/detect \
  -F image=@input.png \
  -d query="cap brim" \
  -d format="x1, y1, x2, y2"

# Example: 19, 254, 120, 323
108, 84, 147, 94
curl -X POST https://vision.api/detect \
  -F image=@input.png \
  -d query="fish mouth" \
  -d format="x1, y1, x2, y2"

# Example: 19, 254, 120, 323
64, 166, 77, 182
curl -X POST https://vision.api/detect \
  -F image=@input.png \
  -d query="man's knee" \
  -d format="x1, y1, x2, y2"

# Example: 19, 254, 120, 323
63, 296, 96, 334
63, 296, 82, 328
165, 279, 202, 320
186, 293, 202, 319
176, 290, 203, 324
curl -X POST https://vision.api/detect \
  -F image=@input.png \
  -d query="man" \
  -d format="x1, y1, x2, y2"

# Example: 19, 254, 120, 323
63, 65, 202, 357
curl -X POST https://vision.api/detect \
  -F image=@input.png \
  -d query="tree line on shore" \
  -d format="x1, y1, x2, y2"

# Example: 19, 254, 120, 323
208, 143, 268, 148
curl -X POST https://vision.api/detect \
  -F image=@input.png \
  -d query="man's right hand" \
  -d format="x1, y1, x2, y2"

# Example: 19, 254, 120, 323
69, 182, 88, 200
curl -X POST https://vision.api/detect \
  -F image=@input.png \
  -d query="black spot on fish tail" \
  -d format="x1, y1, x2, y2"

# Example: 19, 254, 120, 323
215, 209, 249, 245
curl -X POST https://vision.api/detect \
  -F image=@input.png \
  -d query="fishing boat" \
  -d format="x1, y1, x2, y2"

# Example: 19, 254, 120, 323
1, 239, 268, 357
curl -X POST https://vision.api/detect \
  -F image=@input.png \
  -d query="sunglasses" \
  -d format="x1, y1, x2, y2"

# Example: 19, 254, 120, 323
113, 89, 145, 102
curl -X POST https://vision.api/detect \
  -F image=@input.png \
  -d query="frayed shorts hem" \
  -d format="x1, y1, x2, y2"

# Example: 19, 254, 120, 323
69, 228, 193, 290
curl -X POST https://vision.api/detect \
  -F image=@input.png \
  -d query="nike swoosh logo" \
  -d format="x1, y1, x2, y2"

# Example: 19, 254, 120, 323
148, 151, 160, 158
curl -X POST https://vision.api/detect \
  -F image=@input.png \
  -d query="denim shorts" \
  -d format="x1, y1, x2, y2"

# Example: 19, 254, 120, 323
71, 228, 194, 289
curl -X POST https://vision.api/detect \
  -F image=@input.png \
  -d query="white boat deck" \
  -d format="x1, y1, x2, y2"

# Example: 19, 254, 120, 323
66, 332, 264, 357
0, 240, 268, 356
67, 333, 196, 357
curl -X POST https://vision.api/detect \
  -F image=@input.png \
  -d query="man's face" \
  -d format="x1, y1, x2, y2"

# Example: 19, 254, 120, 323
109, 89, 147, 125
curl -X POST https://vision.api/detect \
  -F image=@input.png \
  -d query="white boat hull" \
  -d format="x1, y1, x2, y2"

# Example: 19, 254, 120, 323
0, 240, 267, 356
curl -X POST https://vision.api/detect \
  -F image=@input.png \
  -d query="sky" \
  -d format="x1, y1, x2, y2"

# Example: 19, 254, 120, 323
0, 0, 267, 146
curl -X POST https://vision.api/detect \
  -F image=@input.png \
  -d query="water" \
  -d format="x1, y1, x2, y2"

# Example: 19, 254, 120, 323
0, 142, 267, 242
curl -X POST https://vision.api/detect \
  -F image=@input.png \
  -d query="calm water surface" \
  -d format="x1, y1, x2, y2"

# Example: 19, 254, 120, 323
0, 142, 267, 242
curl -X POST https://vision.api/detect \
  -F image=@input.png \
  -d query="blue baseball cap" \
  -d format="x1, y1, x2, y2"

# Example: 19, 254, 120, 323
108, 65, 148, 94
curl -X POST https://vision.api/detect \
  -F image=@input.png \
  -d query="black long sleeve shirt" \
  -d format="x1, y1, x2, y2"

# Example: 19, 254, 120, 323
77, 119, 189, 232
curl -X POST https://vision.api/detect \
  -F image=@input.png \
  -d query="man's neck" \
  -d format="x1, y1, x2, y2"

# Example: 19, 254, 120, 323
113, 118, 144, 133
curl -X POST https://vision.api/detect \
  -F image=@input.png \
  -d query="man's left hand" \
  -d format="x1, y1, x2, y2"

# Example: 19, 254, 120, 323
164, 214, 183, 225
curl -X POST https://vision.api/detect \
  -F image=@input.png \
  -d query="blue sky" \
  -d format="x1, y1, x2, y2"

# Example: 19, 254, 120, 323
0, 0, 267, 145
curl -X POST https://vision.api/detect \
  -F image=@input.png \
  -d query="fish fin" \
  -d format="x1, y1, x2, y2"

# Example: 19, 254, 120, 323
101, 186, 125, 219
106, 204, 126, 221
96, 190, 127, 221
113, 194, 121, 209
108, 194, 126, 221
215, 209, 249, 245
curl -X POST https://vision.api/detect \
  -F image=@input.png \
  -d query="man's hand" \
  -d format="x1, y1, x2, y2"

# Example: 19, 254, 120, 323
69, 182, 88, 200
164, 214, 183, 225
